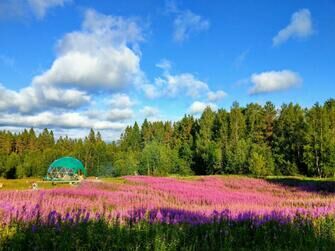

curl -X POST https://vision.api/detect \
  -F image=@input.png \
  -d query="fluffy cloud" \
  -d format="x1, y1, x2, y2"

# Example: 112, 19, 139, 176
160, 73, 209, 97
33, 9, 144, 90
0, 84, 90, 113
0, 8, 150, 141
107, 108, 133, 122
143, 61, 229, 102
105, 93, 135, 121
249, 70, 302, 94
146, 73, 209, 98
37, 85, 90, 109
109, 93, 134, 108
142, 84, 161, 99
173, 10, 210, 42
0, 9, 149, 139
0, 111, 126, 130
143, 66, 209, 99
273, 9, 313, 46
28, 0, 72, 19
84, 93, 135, 123
0, 9, 145, 116
0, 85, 30, 113
140, 106, 159, 118
188, 101, 217, 115
207, 90, 227, 102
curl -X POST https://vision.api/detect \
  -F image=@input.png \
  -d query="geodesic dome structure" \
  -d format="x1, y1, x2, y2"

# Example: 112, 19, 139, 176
45, 157, 87, 181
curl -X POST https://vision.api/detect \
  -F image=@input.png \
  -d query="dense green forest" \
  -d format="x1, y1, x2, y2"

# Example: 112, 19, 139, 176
1, 100, 335, 178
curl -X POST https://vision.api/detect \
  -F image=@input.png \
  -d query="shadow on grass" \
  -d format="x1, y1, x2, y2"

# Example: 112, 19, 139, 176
1, 216, 335, 251
265, 177, 335, 193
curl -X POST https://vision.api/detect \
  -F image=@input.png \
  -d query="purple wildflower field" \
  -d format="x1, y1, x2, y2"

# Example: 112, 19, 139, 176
1, 176, 334, 226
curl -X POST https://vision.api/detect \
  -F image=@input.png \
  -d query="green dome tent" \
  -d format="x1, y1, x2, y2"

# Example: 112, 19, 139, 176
45, 157, 87, 181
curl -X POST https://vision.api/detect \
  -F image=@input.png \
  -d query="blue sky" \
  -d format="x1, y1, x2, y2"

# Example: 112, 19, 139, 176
0, 0, 334, 140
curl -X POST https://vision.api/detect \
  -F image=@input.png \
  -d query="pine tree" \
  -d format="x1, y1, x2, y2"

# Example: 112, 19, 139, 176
263, 101, 276, 146
226, 102, 247, 173
273, 103, 306, 175
193, 107, 222, 174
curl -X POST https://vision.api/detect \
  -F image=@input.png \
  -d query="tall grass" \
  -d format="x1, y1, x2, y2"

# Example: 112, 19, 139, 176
1, 216, 335, 250
0, 176, 335, 250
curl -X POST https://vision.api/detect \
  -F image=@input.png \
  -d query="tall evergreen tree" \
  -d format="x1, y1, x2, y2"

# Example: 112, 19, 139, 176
273, 103, 307, 175
0, 100, 335, 178
193, 107, 221, 174
226, 102, 247, 174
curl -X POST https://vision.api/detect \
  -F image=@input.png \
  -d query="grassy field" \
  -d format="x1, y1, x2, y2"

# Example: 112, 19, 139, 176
0, 175, 335, 250
0, 178, 72, 190
1, 175, 334, 190
0, 177, 126, 190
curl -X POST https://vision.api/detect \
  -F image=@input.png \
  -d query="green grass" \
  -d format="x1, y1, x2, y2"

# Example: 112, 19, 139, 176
1, 175, 334, 191
1, 217, 335, 251
0, 178, 70, 190
266, 175, 335, 182
100, 177, 128, 184
265, 176, 335, 193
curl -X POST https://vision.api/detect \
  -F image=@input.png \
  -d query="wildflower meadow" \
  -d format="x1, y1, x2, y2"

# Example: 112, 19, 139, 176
0, 176, 335, 250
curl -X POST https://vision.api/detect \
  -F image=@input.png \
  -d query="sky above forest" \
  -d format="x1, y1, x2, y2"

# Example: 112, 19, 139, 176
0, 0, 334, 140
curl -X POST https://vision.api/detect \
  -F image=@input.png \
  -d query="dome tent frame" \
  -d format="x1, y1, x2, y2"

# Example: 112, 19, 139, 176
45, 157, 87, 182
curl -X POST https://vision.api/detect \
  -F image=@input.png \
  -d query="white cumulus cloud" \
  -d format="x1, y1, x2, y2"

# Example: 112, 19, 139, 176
109, 93, 134, 108
141, 84, 161, 99
0, 111, 126, 130
140, 106, 159, 118
107, 108, 133, 122
0, 9, 151, 139
142, 60, 228, 102
36, 85, 91, 109
188, 101, 217, 115
0, 83, 90, 113
207, 90, 227, 102
143, 62, 209, 99
160, 73, 209, 97
273, 9, 314, 46
32, 9, 144, 90
249, 70, 302, 95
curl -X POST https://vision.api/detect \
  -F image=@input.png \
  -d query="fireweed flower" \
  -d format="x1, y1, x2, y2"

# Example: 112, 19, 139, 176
0, 176, 334, 226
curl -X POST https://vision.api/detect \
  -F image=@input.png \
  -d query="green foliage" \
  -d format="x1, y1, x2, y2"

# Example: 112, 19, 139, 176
272, 103, 307, 175
1, 217, 335, 250
4, 152, 20, 178
248, 144, 274, 176
139, 141, 192, 176
113, 150, 140, 176
1, 99, 335, 178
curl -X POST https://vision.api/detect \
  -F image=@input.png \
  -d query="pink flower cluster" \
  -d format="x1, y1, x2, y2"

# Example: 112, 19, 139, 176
0, 176, 334, 225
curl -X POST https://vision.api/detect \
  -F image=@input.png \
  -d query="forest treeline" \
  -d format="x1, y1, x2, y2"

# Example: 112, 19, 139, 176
1, 100, 335, 178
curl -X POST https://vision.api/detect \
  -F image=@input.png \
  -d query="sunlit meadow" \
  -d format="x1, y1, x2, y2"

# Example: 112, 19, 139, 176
1, 176, 335, 250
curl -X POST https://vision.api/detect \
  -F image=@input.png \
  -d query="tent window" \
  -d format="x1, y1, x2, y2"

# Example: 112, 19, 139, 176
68, 168, 74, 176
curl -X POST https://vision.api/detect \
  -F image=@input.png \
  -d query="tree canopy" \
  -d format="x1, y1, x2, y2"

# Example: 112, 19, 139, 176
1, 100, 335, 178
